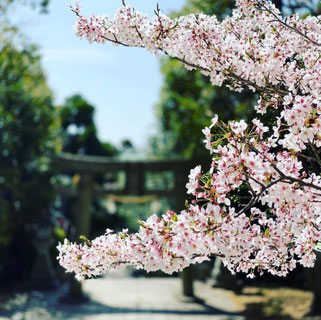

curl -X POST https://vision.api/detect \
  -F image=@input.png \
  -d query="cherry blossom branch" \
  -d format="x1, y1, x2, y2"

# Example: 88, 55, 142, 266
70, 4, 289, 97
238, 176, 283, 215
297, 152, 320, 164
249, 144, 321, 192
256, 1, 321, 47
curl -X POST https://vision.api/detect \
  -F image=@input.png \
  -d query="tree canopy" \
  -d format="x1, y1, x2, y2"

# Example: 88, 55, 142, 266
0, 0, 49, 13
59, 94, 118, 157
0, 29, 55, 283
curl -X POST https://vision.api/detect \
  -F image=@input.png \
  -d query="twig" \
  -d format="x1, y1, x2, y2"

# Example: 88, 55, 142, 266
258, 2, 321, 47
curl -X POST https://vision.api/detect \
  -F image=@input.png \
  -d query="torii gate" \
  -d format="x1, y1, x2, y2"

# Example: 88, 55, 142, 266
53, 152, 209, 300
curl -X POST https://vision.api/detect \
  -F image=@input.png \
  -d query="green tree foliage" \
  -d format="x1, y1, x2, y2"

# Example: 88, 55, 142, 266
0, 0, 49, 13
0, 29, 55, 283
153, 57, 255, 158
59, 94, 118, 157
171, 0, 234, 18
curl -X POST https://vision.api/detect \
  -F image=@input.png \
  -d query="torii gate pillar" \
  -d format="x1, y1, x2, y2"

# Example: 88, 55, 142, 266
67, 172, 94, 302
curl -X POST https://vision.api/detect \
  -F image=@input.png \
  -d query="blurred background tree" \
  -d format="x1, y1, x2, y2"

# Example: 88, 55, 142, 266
0, 28, 56, 284
0, 0, 49, 13
59, 94, 118, 157
151, 57, 255, 158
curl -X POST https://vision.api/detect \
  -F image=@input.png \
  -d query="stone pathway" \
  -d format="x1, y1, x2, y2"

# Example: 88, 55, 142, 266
0, 273, 244, 320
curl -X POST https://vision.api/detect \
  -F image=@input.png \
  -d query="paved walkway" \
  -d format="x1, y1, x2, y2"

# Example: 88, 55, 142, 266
0, 272, 244, 320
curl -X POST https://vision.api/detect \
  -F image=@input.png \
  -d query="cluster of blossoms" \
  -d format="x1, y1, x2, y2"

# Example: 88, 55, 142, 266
58, 0, 321, 280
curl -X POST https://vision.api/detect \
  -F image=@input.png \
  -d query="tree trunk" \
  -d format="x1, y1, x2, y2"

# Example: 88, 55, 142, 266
174, 165, 194, 297
307, 251, 321, 314
182, 266, 194, 297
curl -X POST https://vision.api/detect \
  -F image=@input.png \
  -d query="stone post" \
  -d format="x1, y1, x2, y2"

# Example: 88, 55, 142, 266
28, 222, 57, 290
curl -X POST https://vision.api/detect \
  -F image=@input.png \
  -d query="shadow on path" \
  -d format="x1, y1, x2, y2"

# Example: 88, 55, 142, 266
0, 279, 244, 320
54, 298, 243, 317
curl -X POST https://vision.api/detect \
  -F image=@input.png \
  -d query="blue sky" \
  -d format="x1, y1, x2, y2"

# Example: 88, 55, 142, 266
10, 0, 186, 149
